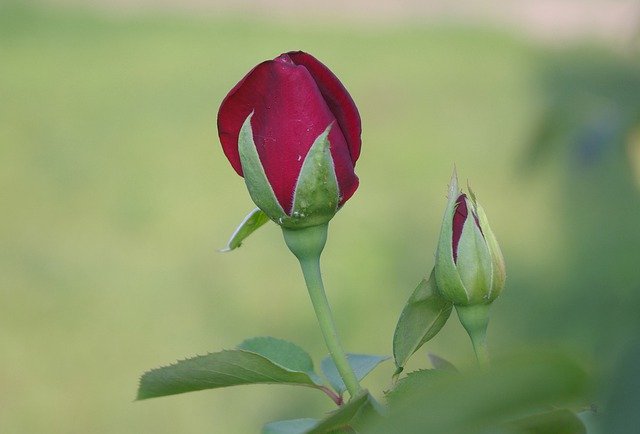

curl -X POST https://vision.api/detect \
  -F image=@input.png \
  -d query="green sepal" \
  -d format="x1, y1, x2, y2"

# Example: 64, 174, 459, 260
238, 112, 287, 222
455, 210, 493, 304
219, 208, 270, 252
283, 125, 340, 229
238, 114, 340, 229
393, 269, 453, 369
434, 169, 469, 305
471, 193, 506, 301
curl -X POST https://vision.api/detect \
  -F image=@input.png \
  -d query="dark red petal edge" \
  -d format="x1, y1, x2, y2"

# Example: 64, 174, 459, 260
217, 61, 272, 177
286, 51, 362, 164
452, 194, 467, 263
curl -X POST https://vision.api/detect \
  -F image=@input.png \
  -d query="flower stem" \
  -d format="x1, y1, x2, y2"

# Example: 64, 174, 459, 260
283, 224, 363, 399
455, 304, 491, 369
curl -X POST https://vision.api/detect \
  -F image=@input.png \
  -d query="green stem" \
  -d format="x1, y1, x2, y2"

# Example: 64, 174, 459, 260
469, 332, 489, 368
283, 224, 363, 399
456, 304, 491, 369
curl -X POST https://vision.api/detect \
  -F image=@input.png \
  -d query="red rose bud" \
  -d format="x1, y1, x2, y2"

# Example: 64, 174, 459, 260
452, 193, 468, 263
217, 51, 361, 229
435, 171, 506, 306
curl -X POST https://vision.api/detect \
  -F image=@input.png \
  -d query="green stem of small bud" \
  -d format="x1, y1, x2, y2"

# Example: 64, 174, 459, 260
282, 224, 363, 399
455, 304, 491, 369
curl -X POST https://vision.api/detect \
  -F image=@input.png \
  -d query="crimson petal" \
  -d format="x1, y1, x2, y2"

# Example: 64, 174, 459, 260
286, 51, 362, 164
218, 54, 358, 213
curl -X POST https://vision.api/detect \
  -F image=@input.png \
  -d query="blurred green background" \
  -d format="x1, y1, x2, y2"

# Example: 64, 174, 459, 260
2, 1, 640, 432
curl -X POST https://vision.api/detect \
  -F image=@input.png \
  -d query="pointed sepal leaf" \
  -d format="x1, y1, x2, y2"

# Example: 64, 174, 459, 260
237, 115, 341, 229
220, 208, 270, 252
238, 113, 287, 221
393, 269, 453, 369
472, 196, 506, 301
137, 337, 325, 400
321, 354, 389, 394
434, 171, 506, 306
455, 213, 493, 304
287, 125, 340, 228
435, 169, 469, 305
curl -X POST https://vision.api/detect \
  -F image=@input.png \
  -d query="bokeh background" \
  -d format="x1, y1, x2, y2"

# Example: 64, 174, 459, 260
2, 0, 640, 432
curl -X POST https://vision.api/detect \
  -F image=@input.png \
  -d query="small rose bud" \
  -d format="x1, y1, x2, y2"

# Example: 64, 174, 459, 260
217, 51, 361, 229
435, 171, 506, 306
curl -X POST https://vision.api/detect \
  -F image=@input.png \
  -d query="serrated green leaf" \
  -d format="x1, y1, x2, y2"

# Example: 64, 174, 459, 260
505, 409, 586, 434
386, 369, 452, 407
238, 337, 322, 384
220, 208, 270, 252
308, 391, 378, 434
321, 354, 389, 394
368, 351, 589, 434
262, 393, 378, 434
262, 419, 319, 434
393, 269, 453, 369
137, 348, 320, 400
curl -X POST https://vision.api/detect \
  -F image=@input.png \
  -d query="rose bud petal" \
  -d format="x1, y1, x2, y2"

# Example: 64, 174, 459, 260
452, 193, 468, 263
435, 171, 506, 306
470, 188, 506, 301
217, 51, 361, 227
